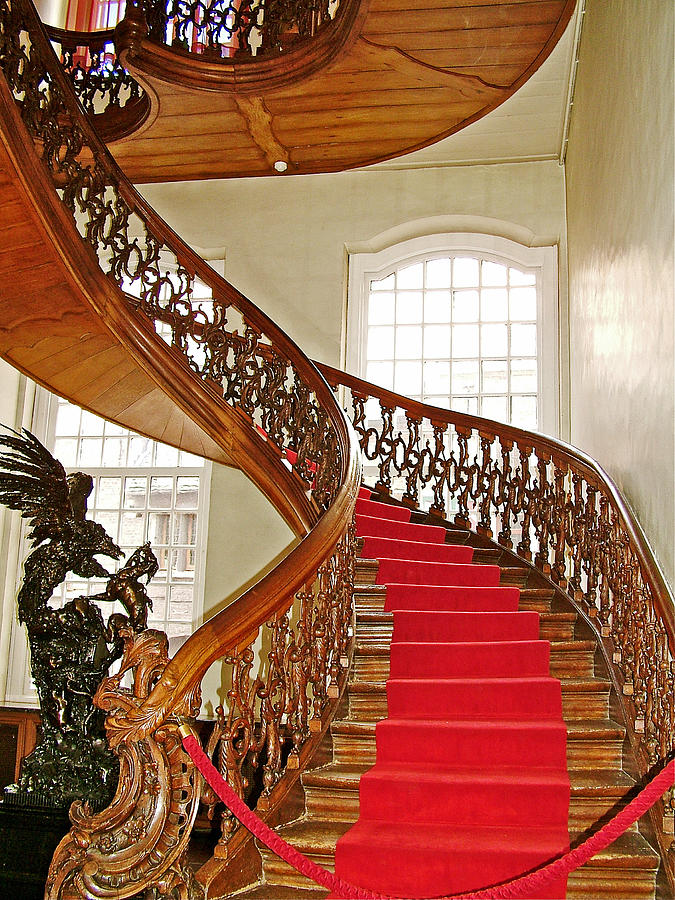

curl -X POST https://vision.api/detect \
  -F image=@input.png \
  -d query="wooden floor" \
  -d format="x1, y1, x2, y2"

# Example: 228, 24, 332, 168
111, 0, 576, 182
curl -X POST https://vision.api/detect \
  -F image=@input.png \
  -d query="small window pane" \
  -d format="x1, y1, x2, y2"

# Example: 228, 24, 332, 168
481, 288, 508, 322
424, 324, 450, 358
424, 291, 452, 323
150, 476, 173, 509
452, 324, 479, 358
154, 443, 179, 467
453, 257, 479, 287
78, 438, 102, 467
482, 359, 508, 394
395, 325, 422, 359
423, 360, 450, 395
176, 477, 199, 510
172, 547, 195, 580
129, 436, 152, 466
366, 361, 394, 389
452, 396, 478, 414
511, 395, 538, 430
396, 292, 423, 324
102, 438, 126, 467
511, 358, 538, 393
97, 476, 122, 508
510, 267, 536, 286
124, 476, 147, 508
369, 292, 395, 325
482, 395, 508, 421
482, 260, 507, 286
511, 323, 537, 356
394, 361, 422, 396
149, 512, 171, 545
174, 511, 197, 545
120, 511, 145, 545
510, 287, 537, 321
55, 403, 80, 436
397, 263, 423, 289
452, 290, 479, 322
94, 510, 118, 537
481, 323, 508, 357
424, 395, 451, 409
426, 258, 451, 288
371, 273, 395, 291
368, 326, 395, 360
452, 360, 479, 395
54, 438, 77, 467
80, 411, 104, 436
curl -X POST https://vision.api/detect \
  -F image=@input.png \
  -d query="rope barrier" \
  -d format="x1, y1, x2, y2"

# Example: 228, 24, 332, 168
180, 729, 673, 900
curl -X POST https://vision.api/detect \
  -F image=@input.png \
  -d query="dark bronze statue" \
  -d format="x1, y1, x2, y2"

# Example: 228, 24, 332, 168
0, 428, 158, 808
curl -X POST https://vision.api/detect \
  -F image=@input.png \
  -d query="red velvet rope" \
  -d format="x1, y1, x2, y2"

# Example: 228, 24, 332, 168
182, 733, 673, 900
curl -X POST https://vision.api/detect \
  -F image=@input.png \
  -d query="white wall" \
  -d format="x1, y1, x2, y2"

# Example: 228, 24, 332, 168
565, 0, 674, 590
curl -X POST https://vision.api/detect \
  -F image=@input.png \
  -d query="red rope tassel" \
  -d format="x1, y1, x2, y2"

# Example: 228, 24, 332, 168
181, 730, 673, 900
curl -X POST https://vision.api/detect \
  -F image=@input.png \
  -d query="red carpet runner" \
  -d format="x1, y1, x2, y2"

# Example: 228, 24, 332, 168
333, 491, 570, 899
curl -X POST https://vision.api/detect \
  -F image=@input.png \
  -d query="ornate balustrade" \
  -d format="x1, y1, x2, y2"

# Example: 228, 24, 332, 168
0, 0, 360, 895
135, 0, 340, 59
46, 24, 147, 138
318, 362, 675, 870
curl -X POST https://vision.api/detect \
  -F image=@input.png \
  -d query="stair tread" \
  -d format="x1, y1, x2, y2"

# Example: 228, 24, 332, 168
569, 829, 660, 867
303, 762, 371, 787
274, 818, 353, 851
569, 769, 637, 794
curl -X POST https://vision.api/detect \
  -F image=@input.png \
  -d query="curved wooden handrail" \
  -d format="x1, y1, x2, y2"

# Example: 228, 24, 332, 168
318, 361, 675, 656
0, 1, 361, 892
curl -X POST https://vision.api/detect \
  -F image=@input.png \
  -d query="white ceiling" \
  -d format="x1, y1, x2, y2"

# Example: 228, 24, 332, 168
370, 1, 583, 172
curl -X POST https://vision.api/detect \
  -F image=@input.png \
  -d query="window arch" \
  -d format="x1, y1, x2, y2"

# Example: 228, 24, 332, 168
346, 233, 559, 436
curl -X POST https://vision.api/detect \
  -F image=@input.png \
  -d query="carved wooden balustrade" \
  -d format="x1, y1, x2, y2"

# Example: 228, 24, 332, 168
46, 25, 147, 139
132, 0, 340, 58
318, 362, 675, 871
0, 0, 360, 895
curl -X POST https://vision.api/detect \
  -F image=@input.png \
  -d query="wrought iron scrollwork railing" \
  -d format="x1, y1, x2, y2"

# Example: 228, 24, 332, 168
317, 362, 675, 865
137, 0, 340, 58
0, 0, 360, 895
46, 24, 147, 136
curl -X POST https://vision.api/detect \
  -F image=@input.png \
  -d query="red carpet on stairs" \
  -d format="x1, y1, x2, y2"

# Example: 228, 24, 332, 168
334, 491, 570, 899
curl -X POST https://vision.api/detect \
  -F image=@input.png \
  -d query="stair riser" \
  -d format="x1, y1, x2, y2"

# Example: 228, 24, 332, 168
259, 849, 334, 890
567, 867, 657, 898
331, 732, 377, 765
357, 613, 576, 643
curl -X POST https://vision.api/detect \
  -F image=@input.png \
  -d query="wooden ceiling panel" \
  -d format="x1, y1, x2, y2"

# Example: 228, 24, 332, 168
110, 0, 576, 182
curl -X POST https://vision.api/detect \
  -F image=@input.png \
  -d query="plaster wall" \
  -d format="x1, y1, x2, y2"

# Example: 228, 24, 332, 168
565, 0, 675, 589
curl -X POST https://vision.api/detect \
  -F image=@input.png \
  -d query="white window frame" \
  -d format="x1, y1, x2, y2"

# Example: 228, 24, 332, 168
346, 233, 559, 437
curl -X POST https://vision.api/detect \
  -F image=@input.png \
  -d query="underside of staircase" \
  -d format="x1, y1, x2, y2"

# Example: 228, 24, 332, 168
217, 491, 663, 900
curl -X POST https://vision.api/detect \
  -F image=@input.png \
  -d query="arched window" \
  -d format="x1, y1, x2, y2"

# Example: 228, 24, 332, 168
346, 234, 559, 436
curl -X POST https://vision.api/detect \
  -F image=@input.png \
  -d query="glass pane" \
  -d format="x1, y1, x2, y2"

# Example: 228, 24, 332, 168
371, 273, 395, 291
453, 257, 479, 288
482, 359, 508, 394
366, 361, 394, 389
149, 476, 173, 509
102, 437, 126, 467
97, 476, 122, 508
452, 290, 479, 322
154, 546, 169, 579
179, 451, 203, 467
148, 512, 171, 545
369, 292, 395, 325
482, 260, 507, 286
511, 358, 538, 393
424, 324, 450, 358
154, 443, 179, 467
452, 324, 479, 358
78, 438, 102, 467
423, 360, 450, 395
509, 267, 536, 286
367, 326, 395, 359
511, 323, 537, 356
397, 262, 423, 289
481, 395, 508, 422
55, 403, 80, 436
511, 395, 538, 430
394, 361, 422, 396
481, 288, 508, 322
172, 547, 195, 580
124, 476, 147, 508
80, 410, 104, 436
481, 323, 508, 356
426, 257, 451, 288
104, 420, 125, 436
424, 395, 450, 409
395, 325, 422, 359
452, 360, 479, 395
396, 292, 423, 324
174, 512, 197, 545
94, 510, 118, 537
176, 476, 199, 509
129, 436, 152, 466
120, 511, 145, 545
451, 396, 478, 414
147, 584, 167, 620
424, 291, 452, 323
170, 584, 194, 622
510, 287, 537, 321
54, 438, 77, 467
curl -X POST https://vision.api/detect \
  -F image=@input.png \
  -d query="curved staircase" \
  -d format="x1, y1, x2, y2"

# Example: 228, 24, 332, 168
234, 491, 663, 899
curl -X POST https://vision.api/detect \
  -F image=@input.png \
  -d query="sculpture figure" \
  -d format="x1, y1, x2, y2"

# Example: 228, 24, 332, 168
0, 428, 158, 807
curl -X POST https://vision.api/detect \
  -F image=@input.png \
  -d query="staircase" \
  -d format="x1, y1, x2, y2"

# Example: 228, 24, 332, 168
229, 491, 663, 900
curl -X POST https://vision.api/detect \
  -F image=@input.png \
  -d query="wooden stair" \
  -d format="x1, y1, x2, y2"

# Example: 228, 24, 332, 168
227, 514, 663, 900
